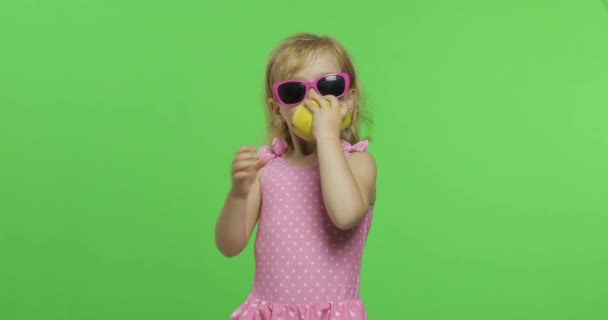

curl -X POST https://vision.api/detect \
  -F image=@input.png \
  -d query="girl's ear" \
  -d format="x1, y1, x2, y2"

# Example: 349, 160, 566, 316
267, 98, 280, 116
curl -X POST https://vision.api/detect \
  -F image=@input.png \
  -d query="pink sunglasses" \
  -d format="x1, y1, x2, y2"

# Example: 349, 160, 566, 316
271, 72, 351, 107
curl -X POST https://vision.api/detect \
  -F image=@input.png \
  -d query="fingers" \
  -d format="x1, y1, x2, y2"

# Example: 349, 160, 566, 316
230, 146, 268, 198
232, 146, 259, 173
307, 90, 329, 109
254, 157, 270, 170
232, 146, 268, 176
325, 95, 349, 117
234, 152, 258, 162
236, 146, 256, 153
234, 146, 257, 160
232, 159, 259, 172
310, 90, 342, 110
232, 170, 254, 180
303, 99, 320, 115
305, 91, 349, 124
325, 95, 340, 109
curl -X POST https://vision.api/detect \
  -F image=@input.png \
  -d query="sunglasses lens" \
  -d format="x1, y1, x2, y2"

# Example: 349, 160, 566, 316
317, 75, 346, 97
278, 82, 306, 105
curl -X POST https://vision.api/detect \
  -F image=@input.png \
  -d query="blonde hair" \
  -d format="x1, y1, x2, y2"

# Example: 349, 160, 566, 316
263, 33, 372, 147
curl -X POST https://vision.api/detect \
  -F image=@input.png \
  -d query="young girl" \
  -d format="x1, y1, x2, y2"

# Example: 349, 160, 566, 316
215, 33, 377, 320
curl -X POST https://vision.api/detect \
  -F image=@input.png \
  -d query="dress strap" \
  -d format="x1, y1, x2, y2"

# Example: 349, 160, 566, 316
257, 137, 288, 161
340, 139, 370, 154
258, 137, 369, 160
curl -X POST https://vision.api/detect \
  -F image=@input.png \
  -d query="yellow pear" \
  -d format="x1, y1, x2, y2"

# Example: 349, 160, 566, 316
291, 99, 351, 142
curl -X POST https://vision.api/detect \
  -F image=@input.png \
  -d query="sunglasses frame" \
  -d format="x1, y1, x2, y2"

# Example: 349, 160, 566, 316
271, 72, 351, 107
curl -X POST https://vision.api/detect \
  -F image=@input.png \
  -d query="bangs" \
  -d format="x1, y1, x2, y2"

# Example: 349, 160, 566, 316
270, 48, 324, 84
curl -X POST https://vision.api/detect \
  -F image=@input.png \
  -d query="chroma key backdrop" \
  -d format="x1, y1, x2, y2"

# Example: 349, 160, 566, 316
1, 0, 607, 319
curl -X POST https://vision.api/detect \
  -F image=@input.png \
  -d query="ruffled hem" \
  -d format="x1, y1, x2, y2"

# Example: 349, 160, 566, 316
230, 294, 367, 320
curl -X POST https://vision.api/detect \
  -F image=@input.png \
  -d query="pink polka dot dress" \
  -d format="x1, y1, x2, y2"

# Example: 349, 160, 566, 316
230, 137, 374, 320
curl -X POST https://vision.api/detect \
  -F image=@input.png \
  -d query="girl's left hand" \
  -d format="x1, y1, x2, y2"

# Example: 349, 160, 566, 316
303, 90, 350, 141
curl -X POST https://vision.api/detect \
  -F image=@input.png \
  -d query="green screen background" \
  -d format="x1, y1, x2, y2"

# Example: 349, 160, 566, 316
1, 0, 607, 319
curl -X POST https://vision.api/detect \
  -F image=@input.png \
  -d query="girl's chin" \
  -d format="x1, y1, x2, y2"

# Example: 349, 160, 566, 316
291, 130, 316, 144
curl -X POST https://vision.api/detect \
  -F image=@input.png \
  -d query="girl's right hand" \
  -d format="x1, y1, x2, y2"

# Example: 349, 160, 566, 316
230, 146, 268, 199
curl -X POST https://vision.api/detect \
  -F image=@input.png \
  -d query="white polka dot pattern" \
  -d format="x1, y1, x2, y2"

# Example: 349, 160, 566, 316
231, 140, 374, 319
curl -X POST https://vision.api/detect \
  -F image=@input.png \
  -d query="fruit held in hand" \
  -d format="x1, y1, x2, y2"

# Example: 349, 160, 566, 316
291, 99, 351, 142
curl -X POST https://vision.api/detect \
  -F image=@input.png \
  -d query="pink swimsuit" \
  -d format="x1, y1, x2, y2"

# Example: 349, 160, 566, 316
230, 138, 374, 320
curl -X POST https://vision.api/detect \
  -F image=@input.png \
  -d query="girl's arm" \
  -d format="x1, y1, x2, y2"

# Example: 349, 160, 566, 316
316, 137, 377, 230
215, 168, 264, 257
